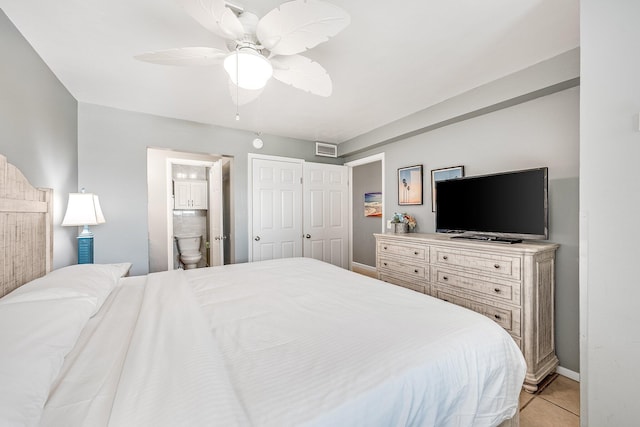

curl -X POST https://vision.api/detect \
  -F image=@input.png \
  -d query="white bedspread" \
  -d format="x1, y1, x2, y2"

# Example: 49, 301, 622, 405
42, 258, 525, 427
41, 272, 249, 427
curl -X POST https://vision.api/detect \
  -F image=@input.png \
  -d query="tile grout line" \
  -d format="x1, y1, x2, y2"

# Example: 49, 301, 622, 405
537, 395, 580, 417
519, 373, 557, 411
519, 396, 536, 411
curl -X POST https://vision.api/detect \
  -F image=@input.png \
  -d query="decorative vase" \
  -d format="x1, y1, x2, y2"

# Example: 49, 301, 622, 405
393, 222, 409, 233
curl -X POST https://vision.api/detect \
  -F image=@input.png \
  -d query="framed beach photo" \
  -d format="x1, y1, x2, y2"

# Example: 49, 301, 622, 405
397, 165, 423, 205
431, 166, 464, 211
364, 192, 382, 217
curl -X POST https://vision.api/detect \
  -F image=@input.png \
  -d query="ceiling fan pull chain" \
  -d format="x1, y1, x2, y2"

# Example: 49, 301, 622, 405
235, 47, 240, 121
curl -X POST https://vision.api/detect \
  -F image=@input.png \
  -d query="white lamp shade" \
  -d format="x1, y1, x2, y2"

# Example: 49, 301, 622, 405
224, 48, 273, 90
92, 195, 106, 224
62, 193, 106, 226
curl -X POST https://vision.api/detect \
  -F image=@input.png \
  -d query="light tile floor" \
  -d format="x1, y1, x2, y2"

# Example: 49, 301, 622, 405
520, 374, 580, 426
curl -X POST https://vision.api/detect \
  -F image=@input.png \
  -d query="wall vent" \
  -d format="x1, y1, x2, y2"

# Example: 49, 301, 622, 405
315, 142, 338, 158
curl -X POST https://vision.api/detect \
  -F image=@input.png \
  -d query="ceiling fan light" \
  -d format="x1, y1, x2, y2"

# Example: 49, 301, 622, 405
224, 48, 273, 90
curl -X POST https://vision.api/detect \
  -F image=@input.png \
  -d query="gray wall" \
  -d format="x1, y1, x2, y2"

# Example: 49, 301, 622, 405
0, 10, 78, 268
78, 103, 341, 276
344, 66, 580, 373
581, 1, 640, 425
352, 161, 382, 266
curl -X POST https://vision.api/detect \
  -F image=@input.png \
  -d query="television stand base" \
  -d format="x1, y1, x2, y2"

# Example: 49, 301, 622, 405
451, 235, 523, 244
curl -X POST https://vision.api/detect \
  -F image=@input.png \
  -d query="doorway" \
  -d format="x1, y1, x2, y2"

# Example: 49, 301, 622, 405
147, 148, 234, 273
345, 153, 385, 276
168, 159, 228, 270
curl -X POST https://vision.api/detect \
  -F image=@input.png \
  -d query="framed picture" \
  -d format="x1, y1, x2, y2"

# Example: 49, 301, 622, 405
397, 165, 423, 205
431, 166, 464, 211
364, 192, 382, 217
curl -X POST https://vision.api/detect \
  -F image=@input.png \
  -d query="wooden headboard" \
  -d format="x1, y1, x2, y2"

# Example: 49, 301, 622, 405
0, 154, 53, 298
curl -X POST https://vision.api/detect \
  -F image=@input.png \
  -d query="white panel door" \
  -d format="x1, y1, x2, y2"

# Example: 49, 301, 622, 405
303, 162, 349, 268
208, 161, 223, 266
251, 158, 303, 261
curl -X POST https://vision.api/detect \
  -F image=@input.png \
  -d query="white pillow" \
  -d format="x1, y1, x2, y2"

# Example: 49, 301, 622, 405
0, 296, 95, 427
1, 263, 131, 315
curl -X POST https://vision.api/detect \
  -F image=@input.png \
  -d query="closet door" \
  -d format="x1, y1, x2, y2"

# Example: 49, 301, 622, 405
303, 163, 349, 268
251, 158, 303, 261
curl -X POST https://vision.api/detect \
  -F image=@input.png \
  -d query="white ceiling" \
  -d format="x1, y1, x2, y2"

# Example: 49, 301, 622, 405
0, 0, 579, 144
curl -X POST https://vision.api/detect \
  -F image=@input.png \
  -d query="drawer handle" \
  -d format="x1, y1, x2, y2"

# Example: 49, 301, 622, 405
414, 269, 418, 273
442, 276, 448, 281
442, 255, 448, 260
494, 288, 501, 293
383, 262, 388, 266
494, 264, 500, 269
443, 299, 449, 302
383, 246, 388, 250
414, 251, 419, 255
494, 314, 502, 320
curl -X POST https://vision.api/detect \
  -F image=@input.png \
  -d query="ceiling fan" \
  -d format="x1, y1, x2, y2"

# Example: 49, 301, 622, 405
136, 0, 350, 103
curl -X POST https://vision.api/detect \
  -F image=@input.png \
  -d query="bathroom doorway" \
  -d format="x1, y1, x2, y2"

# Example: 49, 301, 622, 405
147, 148, 233, 273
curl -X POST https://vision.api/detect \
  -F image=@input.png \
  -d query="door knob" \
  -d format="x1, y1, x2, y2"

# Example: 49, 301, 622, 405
254, 236, 261, 241
305, 234, 311, 239
214, 236, 220, 240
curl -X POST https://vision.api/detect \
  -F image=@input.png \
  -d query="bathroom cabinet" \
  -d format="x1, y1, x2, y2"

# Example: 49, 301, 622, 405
174, 180, 208, 210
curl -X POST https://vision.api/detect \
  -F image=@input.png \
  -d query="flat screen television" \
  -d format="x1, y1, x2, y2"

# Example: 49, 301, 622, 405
435, 167, 548, 242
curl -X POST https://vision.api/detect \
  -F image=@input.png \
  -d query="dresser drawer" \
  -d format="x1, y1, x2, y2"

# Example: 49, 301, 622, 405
432, 268, 521, 305
379, 257, 428, 280
431, 247, 521, 280
377, 241, 428, 262
379, 273, 426, 294
434, 288, 521, 337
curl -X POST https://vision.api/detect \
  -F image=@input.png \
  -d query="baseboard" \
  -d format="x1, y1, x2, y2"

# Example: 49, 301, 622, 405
351, 262, 377, 278
351, 261, 376, 271
556, 366, 580, 382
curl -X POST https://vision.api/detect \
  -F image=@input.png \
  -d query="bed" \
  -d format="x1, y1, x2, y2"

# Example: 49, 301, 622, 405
0, 155, 524, 427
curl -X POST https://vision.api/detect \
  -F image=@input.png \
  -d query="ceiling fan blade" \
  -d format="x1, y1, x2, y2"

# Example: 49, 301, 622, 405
177, 0, 245, 40
271, 54, 332, 96
256, 0, 350, 56
135, 47, 228, 66
228, 79, 264, 106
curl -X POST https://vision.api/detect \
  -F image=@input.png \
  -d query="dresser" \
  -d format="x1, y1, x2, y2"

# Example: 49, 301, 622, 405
375, 232, 559, 393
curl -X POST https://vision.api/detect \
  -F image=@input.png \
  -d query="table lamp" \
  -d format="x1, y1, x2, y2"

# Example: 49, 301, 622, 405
62, 190, 106, 264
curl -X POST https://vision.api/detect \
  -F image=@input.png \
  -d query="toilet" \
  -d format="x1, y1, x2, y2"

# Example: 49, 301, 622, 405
175, 234, 202, 269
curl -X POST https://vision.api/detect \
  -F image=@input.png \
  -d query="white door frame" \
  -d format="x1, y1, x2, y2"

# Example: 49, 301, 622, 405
344, 153, 385, 271
166, 157, 216, 270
